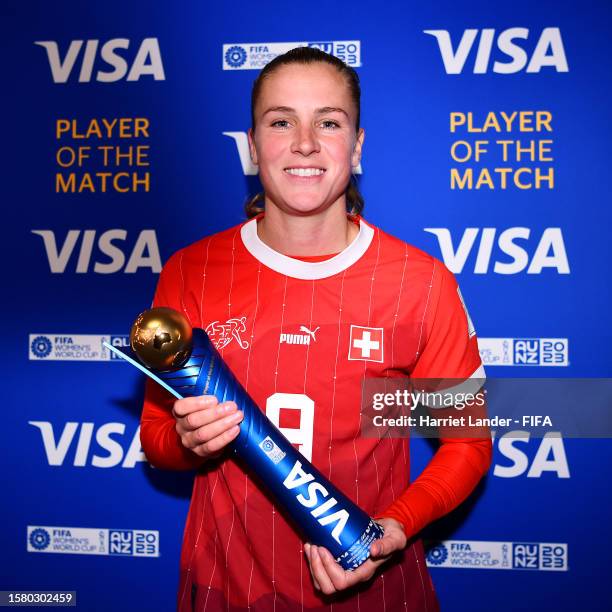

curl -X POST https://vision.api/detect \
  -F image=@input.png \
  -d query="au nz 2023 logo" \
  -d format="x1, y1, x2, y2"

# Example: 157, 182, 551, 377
479, 338, 568, 366
27, 526, 159, 557
223, 40, 360, 70
426, 540, 567, 571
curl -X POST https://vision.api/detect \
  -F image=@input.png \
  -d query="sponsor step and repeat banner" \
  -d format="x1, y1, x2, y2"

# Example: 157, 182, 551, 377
3, 1, 611, 610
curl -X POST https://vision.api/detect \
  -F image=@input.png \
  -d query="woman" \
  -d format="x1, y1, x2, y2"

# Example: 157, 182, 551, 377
141, 47, 491, 611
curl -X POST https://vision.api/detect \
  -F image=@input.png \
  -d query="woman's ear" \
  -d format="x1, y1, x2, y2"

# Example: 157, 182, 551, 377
248, 128, 258, 165
351, 128, 365, 168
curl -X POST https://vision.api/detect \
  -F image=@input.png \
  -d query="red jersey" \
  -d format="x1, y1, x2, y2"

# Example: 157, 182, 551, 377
141, 214, 484, 611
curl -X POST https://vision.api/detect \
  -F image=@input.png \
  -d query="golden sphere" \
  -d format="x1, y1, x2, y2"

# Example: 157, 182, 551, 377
130, 307, 193, 371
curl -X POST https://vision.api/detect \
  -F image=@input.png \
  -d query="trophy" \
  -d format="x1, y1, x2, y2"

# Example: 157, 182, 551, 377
104, 307, 384, 570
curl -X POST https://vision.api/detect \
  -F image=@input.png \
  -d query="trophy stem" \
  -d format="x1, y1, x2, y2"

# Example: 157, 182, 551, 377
102, 341, 183, 400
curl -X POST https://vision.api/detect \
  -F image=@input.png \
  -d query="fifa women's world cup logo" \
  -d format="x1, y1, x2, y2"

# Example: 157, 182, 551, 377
104, 307, 384, 570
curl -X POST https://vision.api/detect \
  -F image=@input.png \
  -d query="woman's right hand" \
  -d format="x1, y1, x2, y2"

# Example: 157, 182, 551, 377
172, 395, 243, 459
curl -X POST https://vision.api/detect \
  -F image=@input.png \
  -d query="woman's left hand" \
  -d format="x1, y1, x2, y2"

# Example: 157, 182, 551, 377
303, 517, 407, 595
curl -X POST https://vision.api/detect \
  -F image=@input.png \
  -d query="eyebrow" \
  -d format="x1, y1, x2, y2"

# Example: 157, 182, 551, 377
262, 106, 349, 118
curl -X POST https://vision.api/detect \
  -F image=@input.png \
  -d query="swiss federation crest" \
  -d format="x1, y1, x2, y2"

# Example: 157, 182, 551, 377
206, 317, 250, 350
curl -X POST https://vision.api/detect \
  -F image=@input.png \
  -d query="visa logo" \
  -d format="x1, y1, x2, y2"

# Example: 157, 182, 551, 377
32, 229, 162, 274
35, 37, 165, 83
29, 421, 146, 468
424, 227, 570, 274
424, 27, 568, 74
283, 460, 350, 544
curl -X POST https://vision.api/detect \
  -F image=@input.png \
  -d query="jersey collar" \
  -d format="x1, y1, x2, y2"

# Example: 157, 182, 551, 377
240, 217, 374, 280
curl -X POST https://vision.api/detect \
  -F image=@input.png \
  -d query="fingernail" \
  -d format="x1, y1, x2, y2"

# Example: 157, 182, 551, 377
224, 401, 236, 412
227, 411, 242, 423
200, 396, 215, 406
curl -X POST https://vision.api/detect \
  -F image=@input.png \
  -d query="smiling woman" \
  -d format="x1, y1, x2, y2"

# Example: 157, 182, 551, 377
246, 59, 364, 255
245, 48, 364, 246
139, 46, 491, 612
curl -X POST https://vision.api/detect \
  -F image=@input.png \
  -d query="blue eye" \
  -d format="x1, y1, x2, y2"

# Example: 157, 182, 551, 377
271, 120, 290, 128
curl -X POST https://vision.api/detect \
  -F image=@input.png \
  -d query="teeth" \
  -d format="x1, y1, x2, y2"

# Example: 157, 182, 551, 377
285, 168, 325, 177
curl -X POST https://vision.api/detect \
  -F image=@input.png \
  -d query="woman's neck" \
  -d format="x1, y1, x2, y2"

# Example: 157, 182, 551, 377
256, 201, 359, 256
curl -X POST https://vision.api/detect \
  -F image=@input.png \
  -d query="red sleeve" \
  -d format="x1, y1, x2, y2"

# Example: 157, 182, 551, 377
411, 261, 482, 380
139, 251, 205, 471
377, 261, 491, 536
376, 434, 492, 538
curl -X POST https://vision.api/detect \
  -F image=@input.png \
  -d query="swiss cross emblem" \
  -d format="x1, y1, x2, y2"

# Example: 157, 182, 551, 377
348, 325, 384, 363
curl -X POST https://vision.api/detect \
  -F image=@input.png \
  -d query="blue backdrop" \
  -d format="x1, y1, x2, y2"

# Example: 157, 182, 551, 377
3, 1, 611, 610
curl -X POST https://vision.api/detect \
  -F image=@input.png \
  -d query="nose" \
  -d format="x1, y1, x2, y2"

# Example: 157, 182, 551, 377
291, 124, 320, 156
